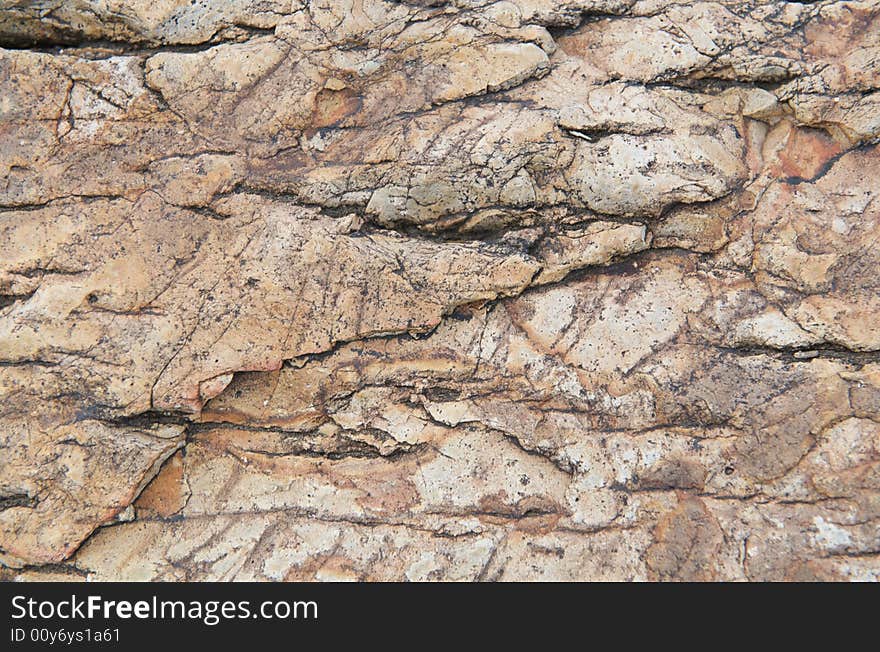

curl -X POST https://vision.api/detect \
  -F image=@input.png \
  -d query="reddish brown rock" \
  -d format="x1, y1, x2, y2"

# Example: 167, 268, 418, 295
2, 0, 878, 581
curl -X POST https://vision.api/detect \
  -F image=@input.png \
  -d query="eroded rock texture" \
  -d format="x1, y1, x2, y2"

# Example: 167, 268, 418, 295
1, 0, 879, 581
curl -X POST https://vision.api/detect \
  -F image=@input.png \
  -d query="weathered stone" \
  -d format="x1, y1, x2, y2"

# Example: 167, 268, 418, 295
1, 0, 878, 581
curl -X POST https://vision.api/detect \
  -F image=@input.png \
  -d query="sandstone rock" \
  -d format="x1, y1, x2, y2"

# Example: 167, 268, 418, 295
1, 0, 878, 581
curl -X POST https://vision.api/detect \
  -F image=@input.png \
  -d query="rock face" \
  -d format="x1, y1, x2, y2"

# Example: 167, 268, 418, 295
1, 0, 879, 581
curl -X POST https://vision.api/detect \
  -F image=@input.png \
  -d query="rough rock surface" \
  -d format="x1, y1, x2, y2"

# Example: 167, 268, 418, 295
1, 0, 879, 581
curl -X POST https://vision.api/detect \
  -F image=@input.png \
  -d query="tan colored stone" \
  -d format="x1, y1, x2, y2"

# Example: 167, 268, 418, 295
2, 0, 879, 581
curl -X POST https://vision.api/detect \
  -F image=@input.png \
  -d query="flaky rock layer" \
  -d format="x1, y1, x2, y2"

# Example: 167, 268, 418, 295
1, 0, 879, 581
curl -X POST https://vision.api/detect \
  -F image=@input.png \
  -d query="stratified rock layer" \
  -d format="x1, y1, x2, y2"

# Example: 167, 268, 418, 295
1, 0, 878, 581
